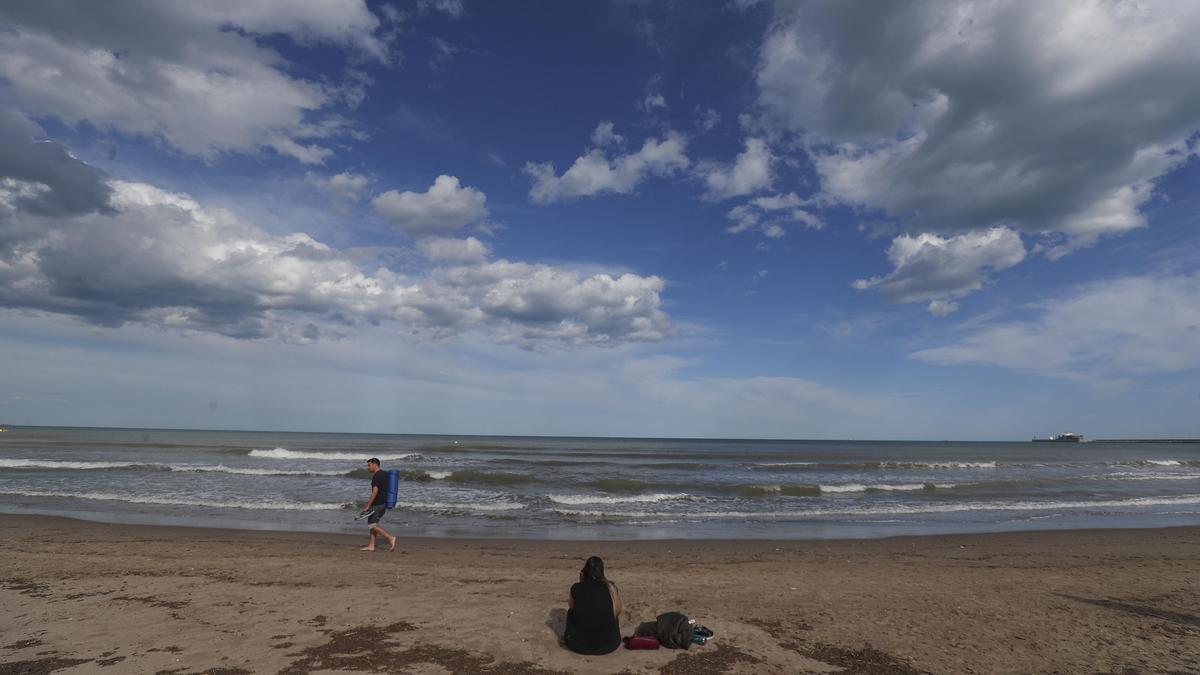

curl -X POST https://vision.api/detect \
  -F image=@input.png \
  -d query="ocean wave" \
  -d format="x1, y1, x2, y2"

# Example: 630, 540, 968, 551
735, 484, 822, 497
0, 459, 369, 477
442, 470, 538, 486
547, 493, 692, 505
751, 460, 999, 470
1110, 459, 1200, 468
165, 464, 348, 477
248, 448, 421, 461
0, 459, 153, 470
883, 461, 998, 469
755, 462, 817, 467
588, 478, 652, 493
0, 489, 350, 511
552, 493, 1200, 521
397, 469, 530, 484
391, 500, 525, 513
819, 482, 955, 493
730, 482, 963, 497
1095, 471, 1200, 481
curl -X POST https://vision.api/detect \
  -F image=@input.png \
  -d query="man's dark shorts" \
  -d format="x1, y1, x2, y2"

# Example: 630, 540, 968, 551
367, 504, 387, 526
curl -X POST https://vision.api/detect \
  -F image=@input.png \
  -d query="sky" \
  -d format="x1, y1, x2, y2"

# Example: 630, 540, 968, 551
1, 0, 1198, 440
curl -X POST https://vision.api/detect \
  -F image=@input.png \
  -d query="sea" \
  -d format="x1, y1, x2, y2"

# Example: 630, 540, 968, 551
2, 426, 1199, 540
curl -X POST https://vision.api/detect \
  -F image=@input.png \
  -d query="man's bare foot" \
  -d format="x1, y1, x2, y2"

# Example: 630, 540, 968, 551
360, 546, 375, 551
388, 537, 397, 552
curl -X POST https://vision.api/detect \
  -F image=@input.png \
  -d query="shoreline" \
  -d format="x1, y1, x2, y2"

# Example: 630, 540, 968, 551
4, 511, 1200, 546
4, 514, 1199, 673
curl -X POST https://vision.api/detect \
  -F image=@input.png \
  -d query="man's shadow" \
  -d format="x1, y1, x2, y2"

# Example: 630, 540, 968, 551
546, 608, 567, 647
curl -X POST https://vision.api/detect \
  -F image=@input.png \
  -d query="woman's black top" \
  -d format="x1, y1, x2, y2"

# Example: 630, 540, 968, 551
564, 579, 621, 655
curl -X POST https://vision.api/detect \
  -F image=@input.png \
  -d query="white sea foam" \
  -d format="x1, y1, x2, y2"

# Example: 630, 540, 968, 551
427, 471, 453, 480
553, 494, 1200, 520
0, 459, 354, 476
392, 500, 524, 512
547, 493, 691, 505
0, 459, 147, 470
1112, 459, 1200, 467
755, 462, 816, 467
249, 448, 420, 461
166, 464, 346, 477
819, 483, 955, 493
882, 461, 998, 469
0, 489, 348, 511
1098, 471, 1200, 481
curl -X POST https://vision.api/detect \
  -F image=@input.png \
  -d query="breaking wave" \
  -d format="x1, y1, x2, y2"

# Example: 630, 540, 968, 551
547, 493, 692, 505
248, 448, 421, 461
0, 459, 152, 470
0, 489, 350, 511
553, 493, 1200, 521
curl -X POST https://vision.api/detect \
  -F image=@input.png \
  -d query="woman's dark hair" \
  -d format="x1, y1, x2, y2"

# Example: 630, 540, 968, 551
581, 556, 606, 582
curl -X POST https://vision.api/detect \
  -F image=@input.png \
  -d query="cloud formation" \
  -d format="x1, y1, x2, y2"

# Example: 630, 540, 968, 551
307, 171, 370, 207
416, 236, 491, 265
525, 129, 689, 203
912, 274, 1200, 386
725, 192, 823, 238
852, 228, 1026, 314
698, 137, 773, 201
419, 0, 464, 19
0, 139, 671, 346
0, 108, 112, 219
0, 0, 387, 163
758, 1, 1200, 248
372, 175, 489, 237
755, 0, 1200, 304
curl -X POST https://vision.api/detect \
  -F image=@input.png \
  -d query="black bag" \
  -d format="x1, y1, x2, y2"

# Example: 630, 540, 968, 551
655, 611, 693, 649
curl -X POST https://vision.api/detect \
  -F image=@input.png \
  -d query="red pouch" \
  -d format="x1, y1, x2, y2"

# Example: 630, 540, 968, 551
625, 635, 661, 650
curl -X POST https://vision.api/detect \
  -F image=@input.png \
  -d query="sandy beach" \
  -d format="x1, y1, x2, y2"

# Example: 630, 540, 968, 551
1, 515, 1198, 674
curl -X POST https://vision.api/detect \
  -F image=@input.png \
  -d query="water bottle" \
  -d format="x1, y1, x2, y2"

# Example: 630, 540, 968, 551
691, 633, 707, 645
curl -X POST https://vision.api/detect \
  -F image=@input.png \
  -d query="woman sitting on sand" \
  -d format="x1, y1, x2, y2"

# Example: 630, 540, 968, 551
563, 556, 623, 655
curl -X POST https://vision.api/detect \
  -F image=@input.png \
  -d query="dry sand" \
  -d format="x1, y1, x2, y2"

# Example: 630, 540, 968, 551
2, 515, 1198, 674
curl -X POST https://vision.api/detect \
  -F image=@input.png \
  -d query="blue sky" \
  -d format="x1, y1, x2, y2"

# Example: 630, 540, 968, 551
1, 0, 1198, 439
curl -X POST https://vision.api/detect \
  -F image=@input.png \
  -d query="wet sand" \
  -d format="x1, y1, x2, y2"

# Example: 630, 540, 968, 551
1, 515, 1198, 673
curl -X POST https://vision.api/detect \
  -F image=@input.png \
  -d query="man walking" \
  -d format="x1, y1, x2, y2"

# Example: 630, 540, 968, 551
361, 457, 397, 552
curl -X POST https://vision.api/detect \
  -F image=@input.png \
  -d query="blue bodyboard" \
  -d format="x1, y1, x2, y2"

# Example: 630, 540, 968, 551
386, 468, 399, 509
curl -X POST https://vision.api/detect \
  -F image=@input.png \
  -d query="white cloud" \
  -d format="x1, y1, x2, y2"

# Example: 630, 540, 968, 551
0, 173, 672, 347
699, 138, 773, 201
307, 172, 370, 206
419, 0, 464, 19
695, 107, 721, 133
525, 132, 689, 203
755, 1, 1200, 256
430, 261, 672, 346
590, 121, 624, 147
372, 175, 489, 237
725, 192, 823, 237
0, 1, 387, 163
639, 75, 668, 113
912, 274, 1200, 386
417, 236, 491, 265
852, 228, 1026, 313
927, 299, 959, 317
429, 36, 460, 69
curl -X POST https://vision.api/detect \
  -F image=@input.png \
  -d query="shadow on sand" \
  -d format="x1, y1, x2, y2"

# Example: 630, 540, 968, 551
546, 608, 567, 647
1055, 593, 1200, 627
